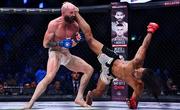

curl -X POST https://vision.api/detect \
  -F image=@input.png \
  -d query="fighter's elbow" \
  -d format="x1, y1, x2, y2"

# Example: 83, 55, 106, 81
43, 45, 48, 48
43, 42, 48, 48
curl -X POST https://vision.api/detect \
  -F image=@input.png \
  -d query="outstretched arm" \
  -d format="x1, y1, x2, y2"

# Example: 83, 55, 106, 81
132, 23, 159, 68
75, 12, 103, 55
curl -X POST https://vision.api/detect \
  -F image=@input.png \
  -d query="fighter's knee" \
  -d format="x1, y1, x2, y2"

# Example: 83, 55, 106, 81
84, 65, 94, 74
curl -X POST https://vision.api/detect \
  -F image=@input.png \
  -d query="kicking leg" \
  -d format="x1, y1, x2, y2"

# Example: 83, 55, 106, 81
75, 12, 104, 55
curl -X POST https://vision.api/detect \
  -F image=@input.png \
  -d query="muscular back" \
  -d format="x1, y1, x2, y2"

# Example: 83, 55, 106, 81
43, 16, 79, 49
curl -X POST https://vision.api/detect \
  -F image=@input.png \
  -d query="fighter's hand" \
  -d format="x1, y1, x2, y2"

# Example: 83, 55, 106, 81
69, 2, 79, 13
72, 32, 83, 43
74, 7, 79, 17
74, 6, 79, 13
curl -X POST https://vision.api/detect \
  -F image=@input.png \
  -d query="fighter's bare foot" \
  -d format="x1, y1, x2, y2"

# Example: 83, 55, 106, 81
23, 102, 34, 109
75, 98, 91, 107
86, 91, 93, 106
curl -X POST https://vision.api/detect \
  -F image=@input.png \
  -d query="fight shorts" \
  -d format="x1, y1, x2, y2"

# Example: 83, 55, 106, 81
97, 46, 124, 85
48, 47, 72, 66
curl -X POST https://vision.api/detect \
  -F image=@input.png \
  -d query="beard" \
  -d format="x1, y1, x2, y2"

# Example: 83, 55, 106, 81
64, 16, 76, 24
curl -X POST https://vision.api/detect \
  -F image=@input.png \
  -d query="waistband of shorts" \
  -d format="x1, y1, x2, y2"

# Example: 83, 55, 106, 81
49, 47, 68, 52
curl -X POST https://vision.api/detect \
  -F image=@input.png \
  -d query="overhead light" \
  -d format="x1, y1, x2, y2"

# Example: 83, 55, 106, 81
39, 2, 44, 8
131, 35, 137, 41
23, 0, 28, 4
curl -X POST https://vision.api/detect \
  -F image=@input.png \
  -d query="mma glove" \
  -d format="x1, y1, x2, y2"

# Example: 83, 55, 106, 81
147, 22, 159, 33
59, 38, 73, 48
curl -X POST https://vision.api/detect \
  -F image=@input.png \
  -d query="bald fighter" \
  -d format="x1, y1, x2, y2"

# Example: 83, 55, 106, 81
75, 12, 160, 109
23, 2, 93, 109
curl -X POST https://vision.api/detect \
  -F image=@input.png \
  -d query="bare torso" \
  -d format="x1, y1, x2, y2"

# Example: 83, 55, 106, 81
112, 59, 135, 80
49, 17, 79, 50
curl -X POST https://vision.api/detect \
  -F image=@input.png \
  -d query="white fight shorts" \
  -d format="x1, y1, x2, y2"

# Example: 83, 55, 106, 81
97, 53, 115, 85
48, 47, 72, 66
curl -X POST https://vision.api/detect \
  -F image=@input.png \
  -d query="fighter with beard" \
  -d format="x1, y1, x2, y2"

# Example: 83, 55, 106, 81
23, 2, 93, 109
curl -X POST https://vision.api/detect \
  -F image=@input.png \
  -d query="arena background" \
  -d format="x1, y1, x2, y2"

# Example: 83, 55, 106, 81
0, 0, 180, 102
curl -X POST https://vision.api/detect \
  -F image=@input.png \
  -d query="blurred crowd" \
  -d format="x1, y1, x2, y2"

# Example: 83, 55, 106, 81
0, 65, 100, 96
0, 65, 179, 96
153, 68, 178, 95
141, 68, 179, 96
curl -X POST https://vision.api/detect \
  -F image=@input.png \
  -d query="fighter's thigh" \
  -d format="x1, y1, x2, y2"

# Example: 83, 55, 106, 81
66, 55, 92, 73
46, 55, 60, 79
